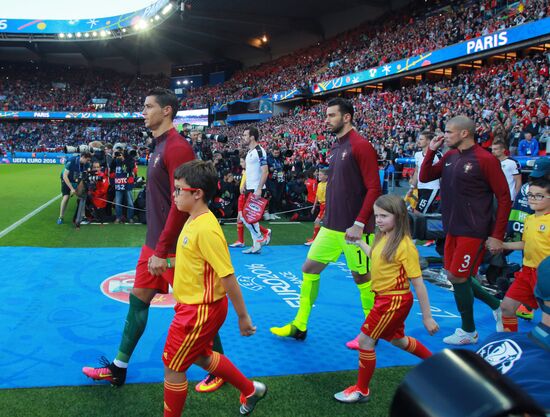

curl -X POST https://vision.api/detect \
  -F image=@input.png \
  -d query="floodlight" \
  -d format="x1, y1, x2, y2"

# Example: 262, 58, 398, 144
162, 3, 173, 15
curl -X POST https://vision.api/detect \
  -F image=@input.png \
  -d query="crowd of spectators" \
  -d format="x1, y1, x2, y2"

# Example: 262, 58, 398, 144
0, 121, 147, 153
2, 51, 548, 167
181, 0, 550, 108
0, 64, 168, 112
204, 51, 549, 161
1, 1, 547, 113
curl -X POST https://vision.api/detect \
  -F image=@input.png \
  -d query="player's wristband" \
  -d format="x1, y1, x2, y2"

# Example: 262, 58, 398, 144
166, 258, 172, 268
354, 221, 365, 228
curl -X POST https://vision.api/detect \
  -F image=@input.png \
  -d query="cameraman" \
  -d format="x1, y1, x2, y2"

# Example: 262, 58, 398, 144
57, 151, 92, 225
267, 147, 285, 219
89, 160, 112, 223
110, 150, 137, 223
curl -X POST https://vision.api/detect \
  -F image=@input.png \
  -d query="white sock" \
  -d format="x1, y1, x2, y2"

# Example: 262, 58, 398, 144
113, 359, 128, 368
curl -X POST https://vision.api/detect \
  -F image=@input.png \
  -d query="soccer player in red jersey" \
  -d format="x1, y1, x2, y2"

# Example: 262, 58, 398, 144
82, 88, 225, 392
420, 115, 511, 345
271, 98, 382, 348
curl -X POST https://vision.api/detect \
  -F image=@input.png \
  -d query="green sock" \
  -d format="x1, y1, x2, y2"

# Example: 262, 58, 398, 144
470, 276, 500, 310
293, 272, 320, 331
116, 293, 150, 363
212, 333, 224, 354
357, 281, 374, 317
452, 281, 476, 333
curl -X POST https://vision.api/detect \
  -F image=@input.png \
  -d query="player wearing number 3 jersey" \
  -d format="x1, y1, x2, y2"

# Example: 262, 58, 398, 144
420, 116, 512, 345
270, 98, 382, 349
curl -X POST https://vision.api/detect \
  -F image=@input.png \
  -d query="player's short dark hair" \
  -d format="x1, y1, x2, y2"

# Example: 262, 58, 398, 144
419, 130, 434, 141
147, 87, 179, 120
174, 160, 218, 203
244, 126, 259, 141
80, 151, 92, 159
327, 97, 354, 121
492, 140, 507, 149
528, 177, 550, 193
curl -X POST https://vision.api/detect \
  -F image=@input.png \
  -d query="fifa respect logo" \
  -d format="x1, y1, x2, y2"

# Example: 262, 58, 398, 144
101, 270, 175, 307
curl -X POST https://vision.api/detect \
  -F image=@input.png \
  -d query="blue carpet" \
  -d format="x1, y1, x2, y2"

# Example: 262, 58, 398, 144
0, 245, 535, 389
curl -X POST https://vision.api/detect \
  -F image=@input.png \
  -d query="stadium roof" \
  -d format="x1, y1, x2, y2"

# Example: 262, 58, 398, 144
0, 0, 413, 73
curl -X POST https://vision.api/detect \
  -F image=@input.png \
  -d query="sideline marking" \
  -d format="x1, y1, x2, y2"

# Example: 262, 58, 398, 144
0, 194, 61, 239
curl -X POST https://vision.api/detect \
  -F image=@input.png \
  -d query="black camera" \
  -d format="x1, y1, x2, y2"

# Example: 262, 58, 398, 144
80, 169, 102, 191
204, 133, 228, 143
125, 148, 138, 158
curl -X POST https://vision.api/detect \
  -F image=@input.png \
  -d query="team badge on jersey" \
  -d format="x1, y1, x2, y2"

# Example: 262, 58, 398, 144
463, 162, 473, 174
540, 224, 546, 232
477, 339, 523, 374
153, 154, 161, 168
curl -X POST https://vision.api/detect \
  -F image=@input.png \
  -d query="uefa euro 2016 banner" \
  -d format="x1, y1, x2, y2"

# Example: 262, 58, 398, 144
0, 0, 169, 34
0, 152, 150, 165
271, 17, 550, 101
0, 111, 144, 120
0, 152, 70, 165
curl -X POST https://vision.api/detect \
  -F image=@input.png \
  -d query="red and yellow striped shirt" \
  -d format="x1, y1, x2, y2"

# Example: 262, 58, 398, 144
173, 211, 234, 304
370, 235, 421, 294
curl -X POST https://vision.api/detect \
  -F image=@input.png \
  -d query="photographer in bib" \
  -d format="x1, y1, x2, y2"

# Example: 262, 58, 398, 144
57, 151, 92, 225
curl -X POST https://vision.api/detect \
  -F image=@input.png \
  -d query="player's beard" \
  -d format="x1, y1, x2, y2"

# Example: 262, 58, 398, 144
330, 120, 345, 135
446, 138, 462, 149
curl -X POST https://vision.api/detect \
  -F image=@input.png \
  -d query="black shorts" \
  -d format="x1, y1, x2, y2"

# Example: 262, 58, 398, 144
417, 188, 440, 214
61, 181, 76, 196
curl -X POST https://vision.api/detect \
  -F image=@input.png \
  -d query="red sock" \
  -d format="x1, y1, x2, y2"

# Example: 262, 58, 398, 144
259, 225, 269, 235
312, 225, 320, 239
357, 348, 376, 394
206, 352, 254, 396
404, 336, 432, 359
237, 221, 244, 242
503, 316, 518, 332
164, 379, 188, 417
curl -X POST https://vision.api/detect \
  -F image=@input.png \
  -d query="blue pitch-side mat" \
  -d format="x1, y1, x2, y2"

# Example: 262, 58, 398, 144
0, 245, 535, 389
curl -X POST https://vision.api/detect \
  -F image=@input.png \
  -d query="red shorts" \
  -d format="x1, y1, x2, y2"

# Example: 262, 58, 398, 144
163, 297, 228, 372
316, 203, 326, 222
505, 265, 538, 309
135, 245, 175, 293
237, 194, 246, 212
361, 292, 413, 341
444, 235, 485, 278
